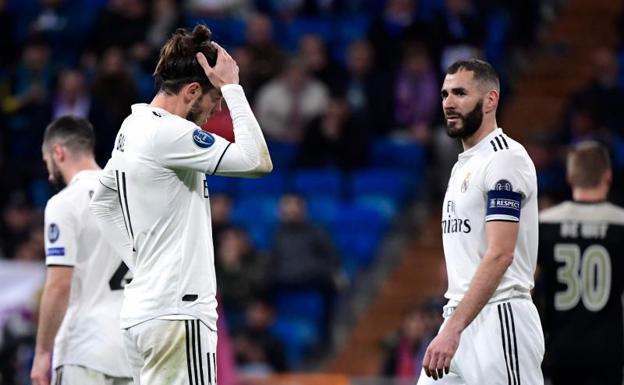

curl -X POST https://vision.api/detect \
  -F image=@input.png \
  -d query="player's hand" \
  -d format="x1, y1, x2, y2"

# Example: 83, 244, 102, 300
422, 326, 460, 380
196, 43, 239, 88
31, 350, 52, 385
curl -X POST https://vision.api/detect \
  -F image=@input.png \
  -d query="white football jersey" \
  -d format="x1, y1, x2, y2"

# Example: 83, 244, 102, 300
441, 128, 539, 303
44, 170, 132, 377
99, 103, 231, 330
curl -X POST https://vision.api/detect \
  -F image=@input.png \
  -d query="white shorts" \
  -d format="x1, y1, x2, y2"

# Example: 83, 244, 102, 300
417, 298, 545, 385
51, 365, 133, 385
122, 319, 218, 385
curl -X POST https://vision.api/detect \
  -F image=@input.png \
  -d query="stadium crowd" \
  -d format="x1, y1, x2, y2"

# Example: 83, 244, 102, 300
1, 0, 623, 383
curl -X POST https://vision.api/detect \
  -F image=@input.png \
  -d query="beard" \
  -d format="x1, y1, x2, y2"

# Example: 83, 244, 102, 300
445, 101, 483, 140
49, 164, 66, 191
186, 97, 204, 126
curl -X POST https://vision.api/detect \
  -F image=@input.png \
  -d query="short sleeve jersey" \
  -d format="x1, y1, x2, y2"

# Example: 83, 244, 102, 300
100, 103, 231, 330
442, 128, 539, 303
44, 170, 132, 377
537, 201, 624, 368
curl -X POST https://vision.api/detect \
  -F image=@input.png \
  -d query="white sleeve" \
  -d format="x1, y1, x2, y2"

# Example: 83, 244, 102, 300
89, 160, 134, 262
483, 151, 534, 222
212, 84, 273, 178
153, 116, 231, 174
44, 197, 77, 266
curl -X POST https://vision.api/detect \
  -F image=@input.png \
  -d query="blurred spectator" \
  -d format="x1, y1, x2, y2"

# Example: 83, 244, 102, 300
217, 302, 240, 385
233, 299, 288, 374
297, 34, 345, 92
430, 0, 485, 72
382, 306, 434, 381
2, 39, 53, 167
270, 193, 340, 341
52, 69, 90, 120
393, 43, 438, 142
242, 13, 286, 98
146, 0, 183, 53
21, 0, 87, 65
0, 191, 36, 259
13, 225, 45, 262
563, 47, 624, 141
341, 39, 394, 135
186, 0, 250, 16
90, 47, 139, 164
89, 0, 150, 60
211, 193, 234, 250
525, 133, 567, 210
255, 57, 329, 143
216, 227, 270, 322
297, 96, 369, 170
367, 0, 431, 70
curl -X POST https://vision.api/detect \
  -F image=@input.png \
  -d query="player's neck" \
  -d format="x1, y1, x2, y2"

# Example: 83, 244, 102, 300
572, 187, 608, 203
461, 120, 497, 151
62, 158, 100, 185
151, 93, 189, 119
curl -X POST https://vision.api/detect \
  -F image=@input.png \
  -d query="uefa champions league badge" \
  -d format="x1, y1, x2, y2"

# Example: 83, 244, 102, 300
48, 223, 60, 243
192, 129, 215, 148
461, 172, 471, 193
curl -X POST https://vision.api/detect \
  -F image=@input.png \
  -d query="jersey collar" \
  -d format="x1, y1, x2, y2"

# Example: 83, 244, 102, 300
131, 103, 171, 117
458, 127, 503, 160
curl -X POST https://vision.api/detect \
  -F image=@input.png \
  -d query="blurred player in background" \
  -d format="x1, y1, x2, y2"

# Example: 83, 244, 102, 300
418, 59, 544, 384
537, 141, 624, 385
89, 25, 272, 385
31, 116, 132, 385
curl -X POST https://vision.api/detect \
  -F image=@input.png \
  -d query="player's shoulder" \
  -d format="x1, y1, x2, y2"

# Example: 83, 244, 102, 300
540, 201, 624, 225
482, 131, 533, 169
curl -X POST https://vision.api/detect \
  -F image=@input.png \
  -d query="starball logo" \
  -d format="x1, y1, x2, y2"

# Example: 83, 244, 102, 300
441, 200, 471, 234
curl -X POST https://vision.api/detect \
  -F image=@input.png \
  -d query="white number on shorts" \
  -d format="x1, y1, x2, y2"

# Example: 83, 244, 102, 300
554, 244, 611, 312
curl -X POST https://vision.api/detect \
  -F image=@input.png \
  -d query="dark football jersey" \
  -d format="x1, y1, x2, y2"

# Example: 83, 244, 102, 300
537, 201, 624, 368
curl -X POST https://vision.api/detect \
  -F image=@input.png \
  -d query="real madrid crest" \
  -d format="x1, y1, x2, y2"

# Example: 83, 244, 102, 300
461, 172, 471, 193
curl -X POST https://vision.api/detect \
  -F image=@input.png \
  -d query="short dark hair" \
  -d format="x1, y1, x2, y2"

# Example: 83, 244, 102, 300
446, 58, 500, 91
43, 116, 95, 154
567, 141, 611, 188
154, 25, 218, 95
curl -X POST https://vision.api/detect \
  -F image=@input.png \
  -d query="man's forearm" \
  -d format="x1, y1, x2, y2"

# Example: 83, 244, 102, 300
445, 251, 513, 333
35, 282, 70, 354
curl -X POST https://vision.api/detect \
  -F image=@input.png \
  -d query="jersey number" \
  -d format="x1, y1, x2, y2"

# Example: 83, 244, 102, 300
109, 261, 131, 290
554, 244, 611, 312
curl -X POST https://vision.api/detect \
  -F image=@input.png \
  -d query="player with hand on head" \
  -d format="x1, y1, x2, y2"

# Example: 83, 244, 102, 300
89, 25, 272, 385
536, 142, 624, 385
31, 116, 132, 385
418, 59, 544, 384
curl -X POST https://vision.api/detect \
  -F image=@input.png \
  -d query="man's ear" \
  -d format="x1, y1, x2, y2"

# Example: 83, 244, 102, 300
53, 143, 65, 162
183, 82, 203, 102
484, 89, 499, 114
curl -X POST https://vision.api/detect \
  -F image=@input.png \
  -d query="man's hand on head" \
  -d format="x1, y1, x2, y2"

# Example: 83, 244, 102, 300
197, 43, 239, 88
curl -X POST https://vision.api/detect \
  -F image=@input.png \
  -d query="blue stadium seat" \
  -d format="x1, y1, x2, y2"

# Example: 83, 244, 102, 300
267, 141, 298, 170
270, 318, 319, 369
231, 196, 278, 249
277, 17, 332, 52
372, 138, 426, 175
306, 196, 340, 225
184, 16, 247, 47
330, 15, 370, 64
206, 175, 237, 195
351, 168, 412, 203
293, 168, 343, 199
237, 171, 287, 198
353, 195, 398, 222
275, 291, 325, 325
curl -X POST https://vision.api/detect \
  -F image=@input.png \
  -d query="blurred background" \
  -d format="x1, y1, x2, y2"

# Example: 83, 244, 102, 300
0, 0, 623, 384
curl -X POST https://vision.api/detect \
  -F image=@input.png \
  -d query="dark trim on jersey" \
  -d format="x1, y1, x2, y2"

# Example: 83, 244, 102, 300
196, 320, 206, 385
486, 219, 519, 223
120, 172, 134, 241
99, 180, 117, 192
115, 171, 132, 241
490, 134, 509, 152
207, 352, 212, 384
497, 305, 512, 385
185, 320, 194, 385
46, 264, 74, 268
191, 320, 200, 385
572, 199, 608, 204
212, 352, 217, 385
507, 303, 521, 385
211, 142, 232, 176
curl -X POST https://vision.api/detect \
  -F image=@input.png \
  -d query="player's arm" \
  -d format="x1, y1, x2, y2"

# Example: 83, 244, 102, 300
196, 45, 273, 177
89, 160, 134, 261
31, 267, 73, 385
